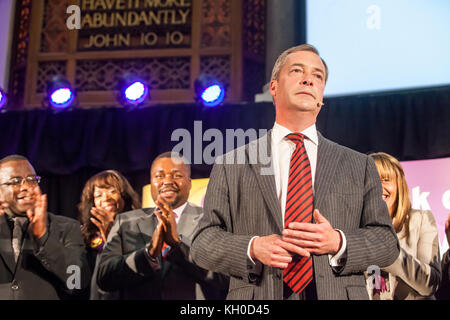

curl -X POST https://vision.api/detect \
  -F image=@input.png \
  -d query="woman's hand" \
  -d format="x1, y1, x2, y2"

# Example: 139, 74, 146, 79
90, 207, 116, 241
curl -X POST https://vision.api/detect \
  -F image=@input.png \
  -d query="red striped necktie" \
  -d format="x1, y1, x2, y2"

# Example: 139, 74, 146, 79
283, 133, 314, 295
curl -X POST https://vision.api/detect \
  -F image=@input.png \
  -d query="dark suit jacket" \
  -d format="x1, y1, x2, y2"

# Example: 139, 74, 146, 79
191, 131, 400, 300
96, 203, 228, 300
0, 213, 90, 300
436, 249, 450, 300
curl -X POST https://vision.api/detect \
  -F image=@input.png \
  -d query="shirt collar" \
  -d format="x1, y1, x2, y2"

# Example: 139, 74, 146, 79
173, 202, 187, 217
5, 211, 27, 222
272, 122, 318, 146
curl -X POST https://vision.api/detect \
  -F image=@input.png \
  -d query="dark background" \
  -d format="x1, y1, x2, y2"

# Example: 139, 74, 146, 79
0, 85, 449, 220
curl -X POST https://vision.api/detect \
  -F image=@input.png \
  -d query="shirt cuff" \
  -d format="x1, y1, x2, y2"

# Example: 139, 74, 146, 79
247, 236, 259, 265
328, 229, 347, 268
34, 231, 49, 250
144, 247, 161, 271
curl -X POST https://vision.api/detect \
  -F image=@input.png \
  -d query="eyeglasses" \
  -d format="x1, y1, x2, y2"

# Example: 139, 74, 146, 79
0, 175, 41, 187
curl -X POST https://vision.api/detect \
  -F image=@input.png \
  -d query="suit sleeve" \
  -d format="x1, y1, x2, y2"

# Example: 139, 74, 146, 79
167, 234, 229, 291
33, 217, 91, 295
338, 156, 400, 275
96, 215, 160, 292
191, 159, 257, 284
383, 210, 441, 296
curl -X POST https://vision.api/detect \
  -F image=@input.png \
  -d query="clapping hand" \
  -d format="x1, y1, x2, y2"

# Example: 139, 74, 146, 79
147, 220, 165, 258
26, 186, 48, 240
153, 196, 180, 247
90, 207, 116, 242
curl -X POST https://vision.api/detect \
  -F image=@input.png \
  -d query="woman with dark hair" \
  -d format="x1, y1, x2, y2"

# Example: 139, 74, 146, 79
367, 152, 441, 300
78, 170, 141, 299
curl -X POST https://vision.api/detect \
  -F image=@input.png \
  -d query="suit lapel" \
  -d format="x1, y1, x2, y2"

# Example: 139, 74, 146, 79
0, 215, 16, 274
177, 204, 201, 241
136, 208, 157, 245
248, 131, 283, 232
314, 132, 341, 215
160, 204, 199, 279
246, 130, 340, 230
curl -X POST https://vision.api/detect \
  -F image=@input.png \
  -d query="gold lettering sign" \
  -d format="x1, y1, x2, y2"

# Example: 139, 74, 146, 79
78, 0, 192, 50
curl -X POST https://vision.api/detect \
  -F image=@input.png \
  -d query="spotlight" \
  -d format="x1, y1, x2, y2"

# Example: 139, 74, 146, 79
118, 73, 149, 106
0, 88, 7, 110
46, 76, 76, 109
194, 74, 226, 107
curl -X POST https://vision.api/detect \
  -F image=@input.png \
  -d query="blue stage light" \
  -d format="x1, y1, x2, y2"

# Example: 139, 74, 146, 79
118, 73, 149, 106
0, 88, 7, 110
194, 74, 226, 107
124, 82, 148, 104
46, 76, 75, 109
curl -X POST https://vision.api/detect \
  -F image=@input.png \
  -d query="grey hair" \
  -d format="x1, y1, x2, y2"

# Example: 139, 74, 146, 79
270, 44, 328, 83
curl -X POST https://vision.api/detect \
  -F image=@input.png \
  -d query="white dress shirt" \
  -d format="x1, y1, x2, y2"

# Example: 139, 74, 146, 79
271, 122, 318, 220
173, 202, 187, 224
248, 123, 347, 268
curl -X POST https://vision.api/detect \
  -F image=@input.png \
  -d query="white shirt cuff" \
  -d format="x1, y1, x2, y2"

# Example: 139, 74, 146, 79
247, 236, 259, 265
328, 229, 347, 267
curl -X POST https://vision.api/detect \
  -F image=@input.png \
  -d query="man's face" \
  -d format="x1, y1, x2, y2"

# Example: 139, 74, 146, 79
0, 160, 39, 216
150, 157, 191, 209
270, 50, 326, 116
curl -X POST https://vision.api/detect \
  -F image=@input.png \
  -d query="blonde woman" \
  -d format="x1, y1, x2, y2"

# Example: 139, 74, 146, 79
367, 152, 441, 299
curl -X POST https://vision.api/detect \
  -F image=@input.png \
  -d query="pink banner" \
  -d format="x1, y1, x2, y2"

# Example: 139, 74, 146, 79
401, 157, 450, 256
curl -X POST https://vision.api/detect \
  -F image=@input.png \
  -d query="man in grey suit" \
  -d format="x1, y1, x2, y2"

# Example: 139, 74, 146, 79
96, 152, 228, 299
191, 44, 400, 300
0, 155, 90, 299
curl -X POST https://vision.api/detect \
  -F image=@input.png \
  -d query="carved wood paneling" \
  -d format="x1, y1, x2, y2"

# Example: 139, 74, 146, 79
201, 0, 231, 48
8, 0, 32, 109
9, 0, 266, 109
75, 57, 191, 91
200, 55, 230, 88
36, 61, 67, 93
40, 0, 70, 53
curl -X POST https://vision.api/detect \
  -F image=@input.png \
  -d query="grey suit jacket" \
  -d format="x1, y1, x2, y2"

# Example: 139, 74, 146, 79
0, 213, 90, 300
96, 203, 228, 300
191, 130, 400, 300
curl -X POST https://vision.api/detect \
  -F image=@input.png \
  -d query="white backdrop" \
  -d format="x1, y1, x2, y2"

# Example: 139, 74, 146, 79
307, 0, 450, 97
0, 0, 15, 89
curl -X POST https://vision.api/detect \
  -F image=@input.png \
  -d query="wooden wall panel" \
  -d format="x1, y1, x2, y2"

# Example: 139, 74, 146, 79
9, 0, 265, 109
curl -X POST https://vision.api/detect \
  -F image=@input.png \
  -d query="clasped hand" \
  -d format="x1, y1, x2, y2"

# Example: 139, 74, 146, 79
250, 209, 342, 269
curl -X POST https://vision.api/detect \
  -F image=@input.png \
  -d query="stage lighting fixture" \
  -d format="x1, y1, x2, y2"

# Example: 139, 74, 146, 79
194, 74, 226, 107
46, 76, 76, 109
118, 73, 149, 106
0, 88, 7, 110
